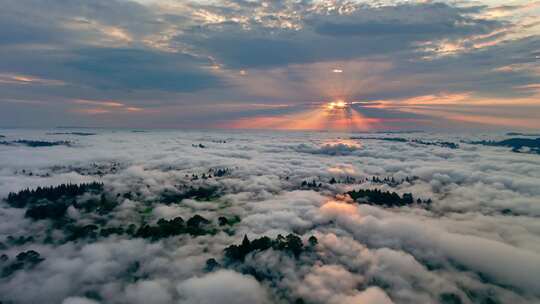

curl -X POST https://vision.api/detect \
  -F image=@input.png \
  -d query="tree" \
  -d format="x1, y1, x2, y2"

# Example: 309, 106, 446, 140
218, 216, 229, 226
2, 250, 45, 278
205, 258, 220, 272
308, 236, 318, 247
241, 235, 251, 247
346, 188, 431, 208
25, 203, 69, 220
187, 215, 210, 228
285, 234, 303, 257
6, 182, 103, 209
223, 233, 307, 262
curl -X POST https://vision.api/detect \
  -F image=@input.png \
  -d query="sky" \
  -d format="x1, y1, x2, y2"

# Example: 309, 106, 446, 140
1, 0, 539, 131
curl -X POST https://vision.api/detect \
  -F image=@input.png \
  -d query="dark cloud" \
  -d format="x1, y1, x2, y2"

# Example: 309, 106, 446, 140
181, 2, 504, 68
0, 0, 220, 94
313, 19, 496, 37
182, 27, 313, 69
0, 0, 161, 45
312, 3, 500, 38
68, 48, 221, 92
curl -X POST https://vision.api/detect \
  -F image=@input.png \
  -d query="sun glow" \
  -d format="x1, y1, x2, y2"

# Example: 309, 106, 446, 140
326, 100, 348, 110
221, 101, 380, 131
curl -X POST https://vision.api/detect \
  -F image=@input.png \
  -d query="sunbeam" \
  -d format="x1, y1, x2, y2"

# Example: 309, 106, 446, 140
222, 102, 379, 131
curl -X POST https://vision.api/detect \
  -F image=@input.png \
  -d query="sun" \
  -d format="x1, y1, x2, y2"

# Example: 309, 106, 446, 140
326, 100, 348, 110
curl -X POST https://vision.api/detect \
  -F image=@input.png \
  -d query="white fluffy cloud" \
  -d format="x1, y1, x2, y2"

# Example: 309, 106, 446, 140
177, 270, 270, 304
62, 297, 100, 304
124, 280, 173, 304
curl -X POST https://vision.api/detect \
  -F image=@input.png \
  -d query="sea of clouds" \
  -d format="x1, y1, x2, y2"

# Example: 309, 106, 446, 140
0, 129, 539, 304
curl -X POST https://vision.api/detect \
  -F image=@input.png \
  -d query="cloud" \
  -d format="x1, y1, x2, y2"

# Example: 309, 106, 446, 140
181, 2, 503, 69
124, 280, 173, 304
319, 200, 540, 294
312, 3, 499, 38
294, 141, 361, 156
0, 0, 538, 128
340, 287, 394, 304
0, 73, 65, 86
176, 270, 270, 304
296, 264, 366, 303
62, 297, 100, 304
0, 0, 162, 47
67, 48, 221, 92
1, 130, 539, 303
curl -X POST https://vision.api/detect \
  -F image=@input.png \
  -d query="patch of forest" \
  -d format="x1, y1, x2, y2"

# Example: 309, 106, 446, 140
47, 132, 96, 136
0, 140, 72, 147
347, 188, 432, 207
350, 137, 459, 149
469, 137, 540, 154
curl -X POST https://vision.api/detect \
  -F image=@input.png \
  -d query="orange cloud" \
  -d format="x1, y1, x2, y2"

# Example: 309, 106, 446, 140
71, 99, 147, 115
352, 91, 540, 129
0, 73, 65, 86
74, 99, 125, 107
395, 105, 540, 129
446, 113, 540, 129
515, 83, 540, 91
73, 108, 111, 115
320, 200, 360, 218
379, 92, 540, 107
